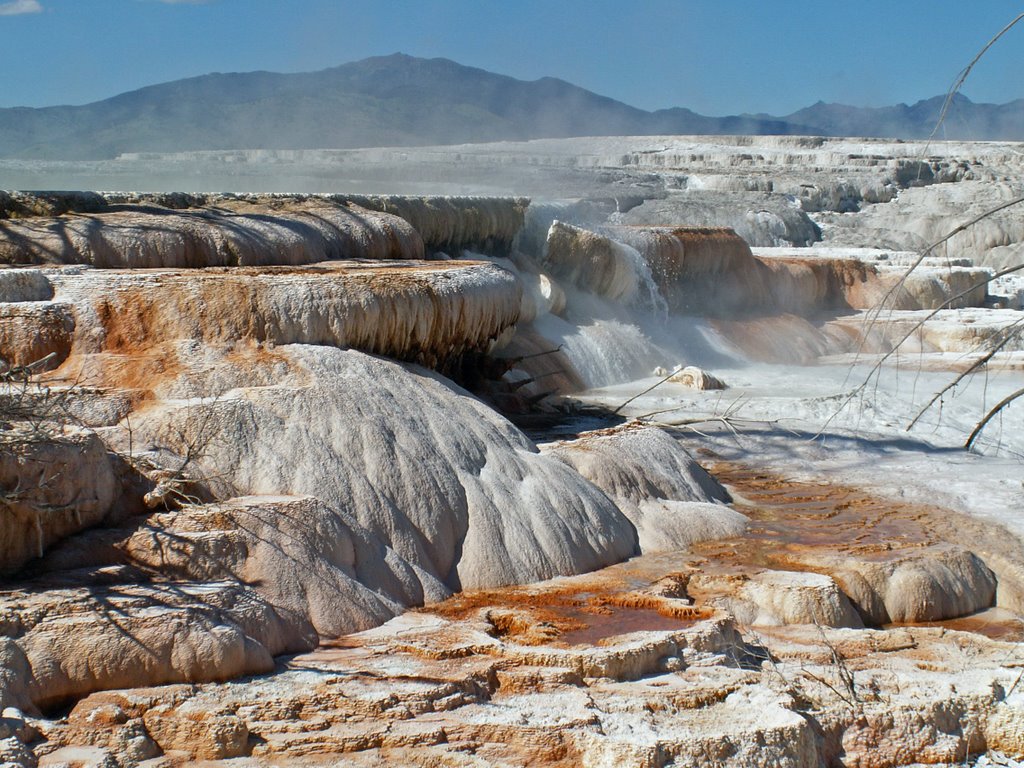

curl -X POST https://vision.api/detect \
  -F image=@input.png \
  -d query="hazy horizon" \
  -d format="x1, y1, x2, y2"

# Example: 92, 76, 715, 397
0, 1, 1021, 116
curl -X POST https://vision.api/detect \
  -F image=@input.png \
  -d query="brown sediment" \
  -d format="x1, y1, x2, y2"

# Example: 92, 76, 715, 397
556, 608, 695, 646
678, 460, 1018, 627
702, 463, 952, 562
886, 608, 1024, 642
697, 467, 943, 570
67, 350, 183, 406
424, 457, 1020, 644
422, 580, 711, 647
95, 291, 163, 353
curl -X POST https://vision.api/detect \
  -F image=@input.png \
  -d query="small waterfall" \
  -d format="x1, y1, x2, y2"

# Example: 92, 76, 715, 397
617, 241, 668, 318
533, 313, 665, 388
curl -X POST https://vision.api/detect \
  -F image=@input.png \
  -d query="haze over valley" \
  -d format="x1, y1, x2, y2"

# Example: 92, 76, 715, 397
1, 54, 1023, 162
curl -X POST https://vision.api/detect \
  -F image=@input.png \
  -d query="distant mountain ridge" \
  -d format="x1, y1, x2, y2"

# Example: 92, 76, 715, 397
0, 53, 1020, 160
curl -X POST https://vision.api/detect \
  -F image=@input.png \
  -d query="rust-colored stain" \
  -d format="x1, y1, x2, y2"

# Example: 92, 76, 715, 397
700, 462, 944, 566
95, 291, 160, 353
422, 579, 710, 647
556, 607, 693, 646
423, 459, 1015, 646
893, 611, 1024, 642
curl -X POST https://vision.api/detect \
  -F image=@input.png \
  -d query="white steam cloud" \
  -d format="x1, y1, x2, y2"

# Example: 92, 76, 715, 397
0, 0, 42, 16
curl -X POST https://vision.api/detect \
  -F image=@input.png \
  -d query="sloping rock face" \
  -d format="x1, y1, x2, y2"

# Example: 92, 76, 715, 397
342, 195, 529, 256
754, 248, 993, 311
819, 180, 1024, 270
602, 226, 767, 315
0, 406, 738, 723
542, 220, 641, 302
0, 493, 452, 713
0, 192, 530, 259
0, 269, 52, 302
0, 301, 74, 369
0, 383, 740, 718
116, 346, 641, 592
604, 227, 991, 318
0, 263, 522, 382
0, 429, 119, 575
0, 195, 731, 727
610, 190, 822, 247
42, 495, 445, 638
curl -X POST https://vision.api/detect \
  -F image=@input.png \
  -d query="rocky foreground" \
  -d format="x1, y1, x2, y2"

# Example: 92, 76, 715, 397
0, 136, 1022, 767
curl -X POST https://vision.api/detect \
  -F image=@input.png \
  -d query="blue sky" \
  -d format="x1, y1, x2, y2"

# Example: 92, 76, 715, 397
0, 1, 1021, 115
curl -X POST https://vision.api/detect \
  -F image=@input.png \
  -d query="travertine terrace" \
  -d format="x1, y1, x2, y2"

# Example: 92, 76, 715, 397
0, 134, 1023, 767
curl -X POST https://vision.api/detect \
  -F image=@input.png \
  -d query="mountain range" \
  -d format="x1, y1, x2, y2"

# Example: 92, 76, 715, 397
0, 53, 1021, 160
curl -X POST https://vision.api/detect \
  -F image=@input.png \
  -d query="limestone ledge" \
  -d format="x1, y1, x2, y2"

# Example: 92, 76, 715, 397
0, 260, 522, 373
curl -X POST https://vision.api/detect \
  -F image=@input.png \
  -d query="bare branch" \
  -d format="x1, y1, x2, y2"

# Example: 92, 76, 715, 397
859, 196, 1024, 345
906, 316, 1024, 430
612, 367, 680, 415
839, 12, 1024, 451
824, 259, 1024, 436
926, 12, 1024, 146
965, 385, 1024, 451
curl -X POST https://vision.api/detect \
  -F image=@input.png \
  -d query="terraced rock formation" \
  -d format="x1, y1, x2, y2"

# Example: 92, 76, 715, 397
0, 184, 1020, 767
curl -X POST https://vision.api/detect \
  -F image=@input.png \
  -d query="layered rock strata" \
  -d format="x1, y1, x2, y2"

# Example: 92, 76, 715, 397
29, 533, 1024, 767
0, 192, 529, 258
0, 186, 1020, 767
0, 200, 424, 268
607, 226, 992, 316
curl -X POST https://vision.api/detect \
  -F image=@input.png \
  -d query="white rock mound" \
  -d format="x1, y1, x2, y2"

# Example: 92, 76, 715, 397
829, 545, 998, 624
693, 570, 864, 628
670, 365, 727, 390
120, 345, 640, 591
0, 490, 458, 711
105, 495, 446, 636
544, 425, 742, 553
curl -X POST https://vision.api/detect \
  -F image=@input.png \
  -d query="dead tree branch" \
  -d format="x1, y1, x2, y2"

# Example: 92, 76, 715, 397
826, 259, 1024, 436
907, 316, 1024, 430
965, 385, 1024, 451
612, 367, 681, 415
859, 196, 1024, 347
926, 12, 1024, 146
